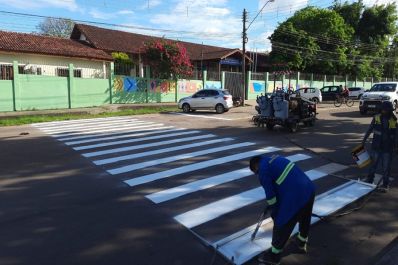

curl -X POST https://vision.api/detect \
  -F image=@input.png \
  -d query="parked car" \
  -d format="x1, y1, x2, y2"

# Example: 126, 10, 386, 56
178, 89, 233, 114
296, 87, 322, 103
348, 87, 365, 99
359, 82, 398, 115
320, 86, 342, 101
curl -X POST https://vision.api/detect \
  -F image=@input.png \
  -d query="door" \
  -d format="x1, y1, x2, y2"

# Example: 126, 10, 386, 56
205, 90, 221, 108
190, 90, 208, 108
321, 87, 331, 100
225, 72, 244, 98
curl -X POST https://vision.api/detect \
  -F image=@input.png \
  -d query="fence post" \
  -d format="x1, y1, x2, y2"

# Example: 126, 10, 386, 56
296, 72, 300, 90
345, 75, 348, 88
109, 62, 114, 104
323, 75, 326, 87
247, 71, 251, 99
145, 67, 151, 103
371, 77, 373, 87
333, 75, 336, 85
68, 63, 74, 109
265, 72, 269, 93
355, 76, 357, 87
175, 80, 178, 103
282, 74, 285, 89
203, 70, 207, 89
12, 60, 19, 111
221, 71, 226, 89
310, 73, 314, 88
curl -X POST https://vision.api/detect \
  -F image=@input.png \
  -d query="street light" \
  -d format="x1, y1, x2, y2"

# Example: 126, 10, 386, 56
242, 0, 275, 103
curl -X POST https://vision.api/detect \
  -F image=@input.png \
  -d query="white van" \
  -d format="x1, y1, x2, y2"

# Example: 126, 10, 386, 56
297, 87, 322, 103
359, 82, 398, 114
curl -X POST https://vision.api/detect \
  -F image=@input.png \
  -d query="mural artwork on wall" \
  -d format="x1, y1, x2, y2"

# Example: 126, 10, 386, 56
115, 76, 176, 93
178, 80, 203, 94
250, 81, 265, 93
150, 80, 176, 94
205, 81, 222, 90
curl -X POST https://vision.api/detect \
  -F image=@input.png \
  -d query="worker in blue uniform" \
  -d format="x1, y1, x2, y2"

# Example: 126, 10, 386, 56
363, 101, 397, 192
250, 155, 316, 265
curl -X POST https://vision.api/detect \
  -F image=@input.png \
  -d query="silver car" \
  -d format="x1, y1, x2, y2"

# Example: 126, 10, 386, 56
178, 89, 233, 114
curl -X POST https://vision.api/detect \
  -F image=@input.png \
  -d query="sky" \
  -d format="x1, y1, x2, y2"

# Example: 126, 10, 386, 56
0, 0, 393, 51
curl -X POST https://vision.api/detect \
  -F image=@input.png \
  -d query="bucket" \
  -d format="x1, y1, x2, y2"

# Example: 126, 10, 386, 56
352, 145, 372, 168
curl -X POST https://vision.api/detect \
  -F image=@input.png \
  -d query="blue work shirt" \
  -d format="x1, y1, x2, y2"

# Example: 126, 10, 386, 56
258, 155, 315, 227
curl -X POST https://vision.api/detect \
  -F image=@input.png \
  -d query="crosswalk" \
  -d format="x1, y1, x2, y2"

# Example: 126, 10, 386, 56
32, 116, 375, 265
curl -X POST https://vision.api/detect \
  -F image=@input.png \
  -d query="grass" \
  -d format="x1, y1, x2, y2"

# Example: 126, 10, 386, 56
0, 106, 179, 127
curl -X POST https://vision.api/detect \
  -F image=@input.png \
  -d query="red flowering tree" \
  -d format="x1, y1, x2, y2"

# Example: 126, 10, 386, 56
144, 39, 193, 80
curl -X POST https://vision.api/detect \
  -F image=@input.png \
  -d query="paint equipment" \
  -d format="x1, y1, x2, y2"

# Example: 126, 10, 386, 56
352, 144, 372, 168
251, 206, 269, 241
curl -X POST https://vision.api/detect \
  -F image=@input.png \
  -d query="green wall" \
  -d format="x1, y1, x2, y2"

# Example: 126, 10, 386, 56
73, 78, 110, 108
0, 80, 14, 112
18, 75, 69, 110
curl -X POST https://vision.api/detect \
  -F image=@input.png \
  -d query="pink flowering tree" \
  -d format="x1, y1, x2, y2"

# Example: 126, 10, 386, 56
144, 39, 193, 80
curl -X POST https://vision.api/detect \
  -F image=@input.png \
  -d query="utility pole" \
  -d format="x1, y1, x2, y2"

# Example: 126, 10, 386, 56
242, 9, 248, 103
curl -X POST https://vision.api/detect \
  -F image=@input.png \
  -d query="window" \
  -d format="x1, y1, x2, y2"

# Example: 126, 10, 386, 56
208, 90, 219, 96
56, 68, 82, 78
370, 84, 397, 92
18, 65, 42, 75
0, 64, 13, 80
222, 90, 231, 95
330, 87, 339, 92
321, 87, 330, 92
195, 90, 207, 97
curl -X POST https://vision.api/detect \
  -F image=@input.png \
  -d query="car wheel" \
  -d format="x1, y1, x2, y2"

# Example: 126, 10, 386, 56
358, 94, 363, 100
182, 103, 191, 113
393, 101, 398, 111
215, 104, 225, 114
191, 109, 196, 112
312, 97, 319, 104
266, 123, 275, 130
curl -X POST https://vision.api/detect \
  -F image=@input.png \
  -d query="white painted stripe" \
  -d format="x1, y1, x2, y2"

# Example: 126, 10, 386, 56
83, 133, 211, 158
214, 181, 374, 265
74, 130, 199, 151
108, 141, 249, 175
37, 118, 143, 132
65, 127, 176, 146
94, 138, 236, 165
58, 124, 166, 142
173, 162, 347, 228
47, 122, 154, 136
53, 124, 163, 138
124, 147, 280, 187
40, 120, 150, 133
171, 112, 234, 121
33, 116, 136, 127
306, 163, 347, 181
147, 154, 312, 203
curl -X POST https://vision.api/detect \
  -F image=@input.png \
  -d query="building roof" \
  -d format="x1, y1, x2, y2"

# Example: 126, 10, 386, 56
0, 30, 113, 61
71, 24, 240, 61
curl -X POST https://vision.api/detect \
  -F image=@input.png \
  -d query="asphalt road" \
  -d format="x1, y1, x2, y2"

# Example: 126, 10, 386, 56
0, 103, 397, 265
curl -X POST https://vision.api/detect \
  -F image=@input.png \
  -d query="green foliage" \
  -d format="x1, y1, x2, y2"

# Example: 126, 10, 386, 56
111, 52, 133, 64
269, 2, 398, 78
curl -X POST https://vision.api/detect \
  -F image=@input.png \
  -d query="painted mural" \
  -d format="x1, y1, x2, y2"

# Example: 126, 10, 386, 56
205, 81, 222, 90
249, 81, 266, 93
178, 80, 203, 93
114, 76, 175, 94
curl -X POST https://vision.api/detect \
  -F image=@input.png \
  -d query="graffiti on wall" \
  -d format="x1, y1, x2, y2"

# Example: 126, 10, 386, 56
205, 81, 222, 90
178, 80, 203, 93
114, 76, 175, 94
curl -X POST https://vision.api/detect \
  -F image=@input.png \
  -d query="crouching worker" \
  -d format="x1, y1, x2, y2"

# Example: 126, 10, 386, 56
250, 155, 316, 265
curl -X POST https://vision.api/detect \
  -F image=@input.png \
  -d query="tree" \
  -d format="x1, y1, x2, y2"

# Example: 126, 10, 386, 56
36, 18, 75, 38
269, 7, 353, 74
333, 0, 364, 34
144, 40, 193, 79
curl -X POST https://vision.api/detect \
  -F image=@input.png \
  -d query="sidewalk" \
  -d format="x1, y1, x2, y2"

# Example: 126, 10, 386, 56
374, 237, 398, 265
0, 103, 177, 118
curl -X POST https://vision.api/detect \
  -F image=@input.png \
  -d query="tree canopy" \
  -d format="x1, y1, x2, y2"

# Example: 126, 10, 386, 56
269, 2, 398, 79
36, 18, 75, 38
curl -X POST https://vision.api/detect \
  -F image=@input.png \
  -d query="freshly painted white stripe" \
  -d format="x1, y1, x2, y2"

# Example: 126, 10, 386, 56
40, 120, 150, 133
65, 127, 176, 146
37, 118, 143, 132
83, 133, 211, 158
306, 163, 348, 181
214, 181, 374, 265
47, 122, 154, 136
108, 141, 249, 175
94, 138, 236, 165
124, 147, 280, 187
74, 130, 199, 151
58, 124, 166, 142
173, 162, 347, 228
33, 116, 136, 128
171, 112, 234, 121
53, 124, 162, 138
147, 154, 312, 203
175, 187, 264, 228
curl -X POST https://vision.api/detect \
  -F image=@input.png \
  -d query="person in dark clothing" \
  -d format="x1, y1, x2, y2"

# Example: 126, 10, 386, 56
363, 101, 397, 192
250, 155, 316, 265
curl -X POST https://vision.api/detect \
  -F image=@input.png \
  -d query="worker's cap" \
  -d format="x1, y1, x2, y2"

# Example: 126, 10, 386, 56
381, 101, 394, 112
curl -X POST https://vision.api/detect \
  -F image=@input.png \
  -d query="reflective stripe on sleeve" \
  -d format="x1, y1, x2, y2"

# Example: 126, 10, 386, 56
276, 162, 295, 185
267, 196, 277, 205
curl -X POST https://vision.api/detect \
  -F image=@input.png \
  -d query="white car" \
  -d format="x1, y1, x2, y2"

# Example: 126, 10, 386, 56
359, 82, 398, 114
348, 87, 365, 99
178, 89, 233, 114
297, 87, 322, 103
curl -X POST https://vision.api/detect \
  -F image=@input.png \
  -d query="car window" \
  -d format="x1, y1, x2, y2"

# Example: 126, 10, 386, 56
330, 87, 339, 92
222, 90, 231, 95
208, 90, 219, 96
370, 84, 397, 92
309, 88, 315, 93
321, 87, 330, 92
195, 90, 207, 97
